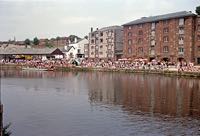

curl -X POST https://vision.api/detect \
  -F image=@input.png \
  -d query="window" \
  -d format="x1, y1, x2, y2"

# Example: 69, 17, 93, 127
91, 33, 95, 37
100, 39, 103, 43
179, 27, 184, 34
138, 24, 143, 28
138, 30, 143, 35
100, 45, 103, 48
91, 52, 94, 55
128, 39, 132, 45
151, 40, 155, 46
128, 48, 132, 54
138, 47, 143, 53
178, 47, 184, 53
197, 35, 200, 41
179, 36, 184, 41
163, 36, 169, 42
151, 31, 155, 37
163, 46, 169, 53
163, 20, 169, 25
108, 38, 112, 43
179, 36, 184, 45
100, 32, 103, 36
128, 26, 132, 30
198, 25, 200, 31
163, 27, 169, 33
77, 49, 81, 54
138, 38, 143, 44
99, 52, 103, 55
179, 18, 184, 26
151, 22, 156, 29
91, 46, 94, 49
198, 46, 200, 51
91, 39, 94, 44
128, 32, 132, 37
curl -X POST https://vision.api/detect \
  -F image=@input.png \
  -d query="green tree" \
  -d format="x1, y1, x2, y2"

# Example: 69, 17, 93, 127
3, 123, 12, 136
45, 41, 53, 48
24, 39, 31, 45
33, 37, 39, 45
196, 6, 200, 15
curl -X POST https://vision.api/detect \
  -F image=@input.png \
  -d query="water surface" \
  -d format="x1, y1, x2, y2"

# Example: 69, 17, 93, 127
1, 70, 200, 136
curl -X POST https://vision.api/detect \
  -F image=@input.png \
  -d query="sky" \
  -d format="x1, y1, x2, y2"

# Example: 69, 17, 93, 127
0, 0, 199, 41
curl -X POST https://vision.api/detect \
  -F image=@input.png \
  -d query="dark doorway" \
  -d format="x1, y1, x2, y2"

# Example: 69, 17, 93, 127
162, 58, 170, 62
150, 57, 155, 61
178, 58, 184, 62
197, 58, 200, 64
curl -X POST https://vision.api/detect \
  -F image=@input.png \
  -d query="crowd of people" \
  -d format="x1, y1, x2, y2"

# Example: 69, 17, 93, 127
81, 59, 200, 72
1, 58, 200, 72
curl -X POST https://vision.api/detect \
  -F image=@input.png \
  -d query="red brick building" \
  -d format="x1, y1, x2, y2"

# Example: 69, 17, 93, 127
123, 11, 200, 64
195, 16, 200, 64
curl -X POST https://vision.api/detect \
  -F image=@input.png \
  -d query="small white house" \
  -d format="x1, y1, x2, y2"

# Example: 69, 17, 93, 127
64, 38, 88, 60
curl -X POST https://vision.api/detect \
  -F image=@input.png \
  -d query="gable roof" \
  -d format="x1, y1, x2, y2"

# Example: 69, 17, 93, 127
123, 11, 196, 26
0, 47, 64, 55
66, 46, 75, 52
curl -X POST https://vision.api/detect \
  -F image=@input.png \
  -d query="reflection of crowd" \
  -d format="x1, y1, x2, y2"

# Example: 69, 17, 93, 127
1, 59, 72, 70
1, 58, 200, 72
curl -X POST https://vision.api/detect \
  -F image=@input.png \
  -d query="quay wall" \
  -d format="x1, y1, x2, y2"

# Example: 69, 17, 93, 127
1, 64, 200, 78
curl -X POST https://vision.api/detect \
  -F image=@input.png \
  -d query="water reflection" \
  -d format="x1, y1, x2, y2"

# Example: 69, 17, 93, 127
2, 70, 200, 136
85, 72, 200, 118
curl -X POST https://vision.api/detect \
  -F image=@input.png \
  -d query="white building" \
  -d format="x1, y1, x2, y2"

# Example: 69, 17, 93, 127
64, 38, 88, 60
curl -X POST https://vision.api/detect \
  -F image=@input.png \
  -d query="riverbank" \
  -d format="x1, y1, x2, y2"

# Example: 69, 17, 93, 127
1, 63, 200, 78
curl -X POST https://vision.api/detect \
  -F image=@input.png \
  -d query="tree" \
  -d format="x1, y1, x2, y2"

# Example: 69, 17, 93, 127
24, 39, 31, 45
45, 41, 53, 48
3, 123, 12, 136
33, 37, 39, 45
84, 35, 88, 39
196, 6, 200, 15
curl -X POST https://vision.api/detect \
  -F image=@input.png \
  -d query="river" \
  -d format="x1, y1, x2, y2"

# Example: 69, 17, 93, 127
1, 70, 200, 136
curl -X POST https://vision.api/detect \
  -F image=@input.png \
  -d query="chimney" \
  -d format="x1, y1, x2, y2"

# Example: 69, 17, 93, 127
91, 27, 93, 32
74, 37, 77, 43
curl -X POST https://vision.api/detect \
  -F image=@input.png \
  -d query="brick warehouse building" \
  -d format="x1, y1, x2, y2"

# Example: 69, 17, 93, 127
123, 11, 200, 64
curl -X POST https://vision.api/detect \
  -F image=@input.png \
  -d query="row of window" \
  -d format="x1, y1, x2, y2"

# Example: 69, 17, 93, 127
127, 27, 185, 37
127, 35, 185, 45
128, 18, 185, 30
90, 51, 113, 55
127, 46, 185, 54
91, 30, 114, 38
91, 38, 114, 44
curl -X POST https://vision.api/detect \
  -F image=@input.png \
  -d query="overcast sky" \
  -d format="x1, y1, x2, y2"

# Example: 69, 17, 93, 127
0, 0, 199, 41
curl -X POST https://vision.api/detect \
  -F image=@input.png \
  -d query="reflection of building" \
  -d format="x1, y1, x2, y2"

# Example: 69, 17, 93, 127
85, 26, 123, 61
86, 72, 200, 118
123, 11, 200, 64
0, 104, 2, 136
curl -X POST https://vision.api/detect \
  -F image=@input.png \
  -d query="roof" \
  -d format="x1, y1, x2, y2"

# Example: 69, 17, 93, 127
0, 47, 64, 55
66, 46, 75, 52
123, 11, 196, 26
99, 25, 123, 31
